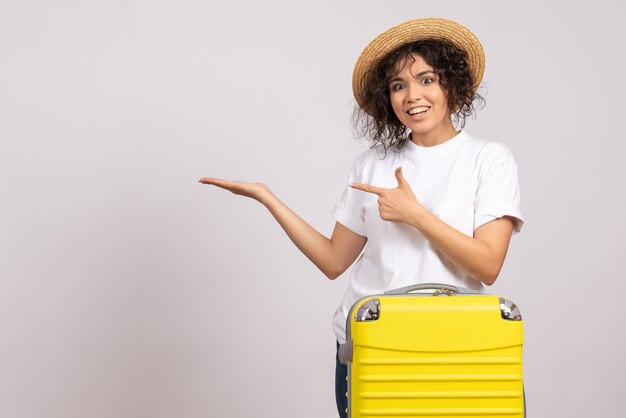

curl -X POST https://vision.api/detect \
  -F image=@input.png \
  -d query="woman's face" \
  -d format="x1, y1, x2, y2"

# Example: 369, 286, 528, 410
388, 53, 455, 145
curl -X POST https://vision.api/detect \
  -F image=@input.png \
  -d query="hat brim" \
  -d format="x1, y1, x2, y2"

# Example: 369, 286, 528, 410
352, 18, 485, 110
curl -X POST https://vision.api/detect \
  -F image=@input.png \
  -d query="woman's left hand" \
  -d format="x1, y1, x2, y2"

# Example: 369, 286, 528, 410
350, 166, 515, 285
349, 167, 424, 226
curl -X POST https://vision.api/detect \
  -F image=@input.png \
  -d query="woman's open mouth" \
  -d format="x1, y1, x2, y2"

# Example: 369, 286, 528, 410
407, 106, 430, 118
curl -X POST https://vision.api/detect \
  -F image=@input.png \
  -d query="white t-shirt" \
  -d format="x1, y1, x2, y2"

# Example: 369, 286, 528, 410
331, 130, 524, 344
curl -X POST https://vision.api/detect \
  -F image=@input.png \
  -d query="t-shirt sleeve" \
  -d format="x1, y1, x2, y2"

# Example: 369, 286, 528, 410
332, 155, 367, 237
474, 143, 525, 234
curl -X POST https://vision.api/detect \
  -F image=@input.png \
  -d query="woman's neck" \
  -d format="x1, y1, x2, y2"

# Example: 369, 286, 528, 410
410, 123, 459, 147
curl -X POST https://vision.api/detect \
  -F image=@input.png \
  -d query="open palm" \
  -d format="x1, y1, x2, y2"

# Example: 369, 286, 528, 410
199, 177, 271, 202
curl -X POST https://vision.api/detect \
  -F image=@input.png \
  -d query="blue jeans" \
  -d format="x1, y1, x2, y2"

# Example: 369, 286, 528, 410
335, 341, 348, 418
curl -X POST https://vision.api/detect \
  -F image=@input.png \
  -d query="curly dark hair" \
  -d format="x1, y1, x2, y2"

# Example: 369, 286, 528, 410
352, 39, 485, 156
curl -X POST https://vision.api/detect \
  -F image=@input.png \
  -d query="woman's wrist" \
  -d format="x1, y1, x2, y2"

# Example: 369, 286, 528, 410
257, 185, 274, 206
408, 202, 431, 230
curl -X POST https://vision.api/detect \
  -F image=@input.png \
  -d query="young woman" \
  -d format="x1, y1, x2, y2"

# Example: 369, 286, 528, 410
200, 18, 524, 418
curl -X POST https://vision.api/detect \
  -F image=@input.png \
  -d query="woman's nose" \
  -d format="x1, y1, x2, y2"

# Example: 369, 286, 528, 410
406, 82, 423, 102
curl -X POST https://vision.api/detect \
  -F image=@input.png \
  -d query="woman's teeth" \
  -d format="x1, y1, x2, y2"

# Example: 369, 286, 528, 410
408, 106, 430, 115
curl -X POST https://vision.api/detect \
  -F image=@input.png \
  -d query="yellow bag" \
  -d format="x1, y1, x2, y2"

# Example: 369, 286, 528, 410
340, 283, 525, 418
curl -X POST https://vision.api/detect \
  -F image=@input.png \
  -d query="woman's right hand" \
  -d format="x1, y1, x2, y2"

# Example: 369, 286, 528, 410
199, 177, 272, 204
199, 177, 368, 280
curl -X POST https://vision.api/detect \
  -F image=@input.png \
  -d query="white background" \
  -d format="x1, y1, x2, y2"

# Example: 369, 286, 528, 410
1, 1, 625, 417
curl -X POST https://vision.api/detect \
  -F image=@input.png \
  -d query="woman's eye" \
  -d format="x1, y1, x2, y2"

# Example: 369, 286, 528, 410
422, 77, 433, 84
391, 84, 404, 91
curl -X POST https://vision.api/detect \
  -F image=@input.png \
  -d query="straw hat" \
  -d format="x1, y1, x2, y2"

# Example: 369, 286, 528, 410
352, 17, 485, 109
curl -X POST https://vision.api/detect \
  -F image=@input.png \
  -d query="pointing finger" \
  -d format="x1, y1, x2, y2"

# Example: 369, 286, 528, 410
349, 182, 385, 196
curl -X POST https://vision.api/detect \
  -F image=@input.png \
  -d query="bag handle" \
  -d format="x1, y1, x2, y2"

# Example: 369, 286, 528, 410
384, 282, 480, 295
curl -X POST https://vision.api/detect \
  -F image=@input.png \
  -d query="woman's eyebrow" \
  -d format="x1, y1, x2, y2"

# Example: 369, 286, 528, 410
389, 70, 435, 83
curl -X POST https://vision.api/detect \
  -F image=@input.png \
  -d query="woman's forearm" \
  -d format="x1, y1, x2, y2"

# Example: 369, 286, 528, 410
260, 191, 339, 280
198, 177, 341, 279
409, 206, 513, 285
347, 168, 514, 285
